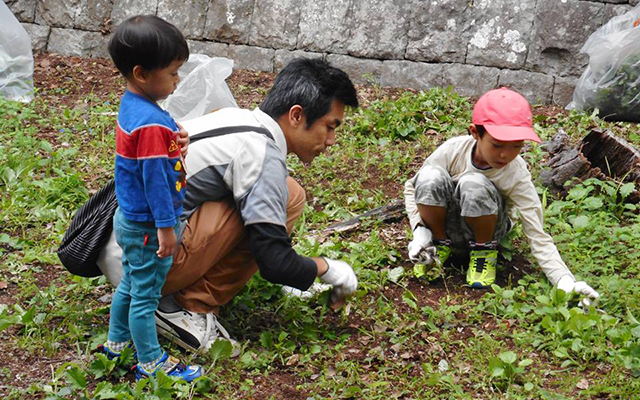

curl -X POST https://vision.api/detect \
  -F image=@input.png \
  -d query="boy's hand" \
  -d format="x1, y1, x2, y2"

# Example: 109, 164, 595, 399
176, 122, 189, 158
556, 275, 600, 307
157, 227, 177, 258
408, 226, 436, 263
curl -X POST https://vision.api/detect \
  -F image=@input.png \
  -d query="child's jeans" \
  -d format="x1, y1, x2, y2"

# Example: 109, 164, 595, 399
108, 208, 178, 363
413, 165, 511, 248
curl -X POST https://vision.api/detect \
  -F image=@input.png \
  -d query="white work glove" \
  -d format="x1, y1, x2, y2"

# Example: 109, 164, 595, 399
320, 258, 358, 303
556, 275, 600, 308
407, 226, 437, 265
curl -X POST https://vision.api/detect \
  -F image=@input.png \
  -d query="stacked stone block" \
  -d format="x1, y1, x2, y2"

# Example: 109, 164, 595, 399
5, 0, 638, 105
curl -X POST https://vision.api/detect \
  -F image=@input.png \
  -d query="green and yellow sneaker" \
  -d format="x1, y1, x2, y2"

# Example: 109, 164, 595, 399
433, 239, 452, 267
413, 239, 452, 281
466, 242, 498, 289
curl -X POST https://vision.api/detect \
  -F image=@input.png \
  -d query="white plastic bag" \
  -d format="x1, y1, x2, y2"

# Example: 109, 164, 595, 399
161, 54, 237, 122
568, 5, 640, 121
0, 2, 34, 102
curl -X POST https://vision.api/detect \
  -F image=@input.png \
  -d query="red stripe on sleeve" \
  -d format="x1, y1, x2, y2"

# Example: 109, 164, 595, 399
116, 126, 138, 159
116, 125, 180, 159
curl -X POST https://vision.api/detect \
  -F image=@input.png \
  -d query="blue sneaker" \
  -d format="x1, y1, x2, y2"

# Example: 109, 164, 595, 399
135, 352, 202, 382
97, 342, 137, 364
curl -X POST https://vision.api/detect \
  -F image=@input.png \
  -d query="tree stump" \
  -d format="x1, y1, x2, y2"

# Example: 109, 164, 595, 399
540, 129, 640, 203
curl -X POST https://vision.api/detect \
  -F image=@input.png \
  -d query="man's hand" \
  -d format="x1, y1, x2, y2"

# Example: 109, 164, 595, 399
176, 122, 189, 158
320, 259, 358, 304
157, 227, 177, 258
408, 226, 437, 264
556, 275, 600, 307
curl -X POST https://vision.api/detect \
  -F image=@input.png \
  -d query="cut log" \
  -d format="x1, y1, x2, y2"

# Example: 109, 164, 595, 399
540, 129, 640, 203
581, 130, 640, 183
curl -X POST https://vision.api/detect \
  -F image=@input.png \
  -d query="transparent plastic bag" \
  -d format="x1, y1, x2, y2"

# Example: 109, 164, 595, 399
568, 5, 640, 122
0, 2, 34, 102
161, 54, 237, 121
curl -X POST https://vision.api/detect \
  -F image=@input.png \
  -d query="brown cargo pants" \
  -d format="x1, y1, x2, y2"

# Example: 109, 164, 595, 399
162, 177, 306, 314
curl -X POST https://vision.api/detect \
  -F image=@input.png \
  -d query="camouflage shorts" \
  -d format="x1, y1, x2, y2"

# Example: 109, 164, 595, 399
413, 165, 511, 248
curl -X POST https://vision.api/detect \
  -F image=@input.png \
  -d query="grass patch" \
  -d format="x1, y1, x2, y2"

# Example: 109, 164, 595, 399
1, 77, 639, 399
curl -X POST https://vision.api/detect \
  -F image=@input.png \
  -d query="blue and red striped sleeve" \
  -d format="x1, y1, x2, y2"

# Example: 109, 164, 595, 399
116, 124, 182, 227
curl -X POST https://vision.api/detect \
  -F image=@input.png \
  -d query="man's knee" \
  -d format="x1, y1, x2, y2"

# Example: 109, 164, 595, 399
287, 177, 306, 213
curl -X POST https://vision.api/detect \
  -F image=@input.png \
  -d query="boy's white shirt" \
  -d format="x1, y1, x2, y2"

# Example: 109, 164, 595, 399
404, 135, 574, 286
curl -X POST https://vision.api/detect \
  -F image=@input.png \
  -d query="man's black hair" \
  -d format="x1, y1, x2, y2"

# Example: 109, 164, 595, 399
260, 58, 359, 128
108, 15, 189, 78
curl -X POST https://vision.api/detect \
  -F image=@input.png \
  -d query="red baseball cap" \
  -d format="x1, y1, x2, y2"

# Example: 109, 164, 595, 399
472, 87, 541, 143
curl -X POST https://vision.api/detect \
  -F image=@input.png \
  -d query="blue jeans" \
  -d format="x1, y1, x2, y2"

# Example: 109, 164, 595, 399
108, 208, 178, 363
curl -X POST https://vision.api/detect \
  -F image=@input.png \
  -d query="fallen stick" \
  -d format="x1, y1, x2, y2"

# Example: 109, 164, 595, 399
321, 199, 405, 234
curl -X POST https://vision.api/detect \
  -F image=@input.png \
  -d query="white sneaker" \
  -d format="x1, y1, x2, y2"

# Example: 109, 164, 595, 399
155, 308, 240, 357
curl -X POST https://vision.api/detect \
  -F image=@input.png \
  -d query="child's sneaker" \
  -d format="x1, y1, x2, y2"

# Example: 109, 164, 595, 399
134, 352, 202, 382
97, 342, 137, 364
433, 239, 452, 266
466, 241, 498, 288
413, 239, 452, 281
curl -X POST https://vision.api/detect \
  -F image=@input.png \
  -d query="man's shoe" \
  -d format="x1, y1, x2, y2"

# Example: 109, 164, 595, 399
156, 307, 240, 357
466, 241, 498, 289
134, 351, 202, 382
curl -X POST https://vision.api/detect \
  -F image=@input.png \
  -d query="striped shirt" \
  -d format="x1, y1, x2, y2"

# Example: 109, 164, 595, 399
114, 91, 186, 228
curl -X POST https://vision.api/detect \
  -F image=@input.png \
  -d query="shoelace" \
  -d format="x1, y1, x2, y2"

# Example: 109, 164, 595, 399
136, 355, 183, 375
473, 257, 486, 273
158, 357, 182, 374
192, 312, 233, 350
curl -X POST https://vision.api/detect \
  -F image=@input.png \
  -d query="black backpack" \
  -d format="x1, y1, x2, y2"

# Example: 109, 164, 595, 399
57, 125, 273, 277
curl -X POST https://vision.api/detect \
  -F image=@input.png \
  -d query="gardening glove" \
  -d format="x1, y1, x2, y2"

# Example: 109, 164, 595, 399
407, 226, 437, 265
556, 275, 600, 308
320, 258, 358, 303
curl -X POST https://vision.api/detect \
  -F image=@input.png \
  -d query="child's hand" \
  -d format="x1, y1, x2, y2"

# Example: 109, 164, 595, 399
408, 226, 435, 263
157, 227, 177, 258
176, 122, 189, 158
556, 275, 600, 308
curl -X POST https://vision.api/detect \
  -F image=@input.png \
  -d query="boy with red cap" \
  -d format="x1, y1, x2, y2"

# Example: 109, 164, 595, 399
404, 88, 599, 304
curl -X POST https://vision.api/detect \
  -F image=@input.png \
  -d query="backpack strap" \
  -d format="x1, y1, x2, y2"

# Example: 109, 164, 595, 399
189, 125, 274, 144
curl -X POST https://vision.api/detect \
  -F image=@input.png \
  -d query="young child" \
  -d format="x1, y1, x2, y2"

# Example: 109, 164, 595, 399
404, 88, 600, 305
100, 15, 201, 381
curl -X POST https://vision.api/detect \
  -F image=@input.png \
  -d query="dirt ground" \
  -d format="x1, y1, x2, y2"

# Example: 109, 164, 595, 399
1, 53, 558, 399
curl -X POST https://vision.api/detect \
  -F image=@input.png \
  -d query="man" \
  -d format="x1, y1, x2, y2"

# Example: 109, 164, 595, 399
97, 58, 360, 354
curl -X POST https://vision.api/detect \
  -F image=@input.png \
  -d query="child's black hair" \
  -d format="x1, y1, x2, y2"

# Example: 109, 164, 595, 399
468, 124, 486, 137
108, 15, 189, 78
475, 124, 486, 137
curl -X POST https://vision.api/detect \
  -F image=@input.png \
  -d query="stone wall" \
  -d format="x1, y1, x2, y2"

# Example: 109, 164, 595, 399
6, 0, 640, 105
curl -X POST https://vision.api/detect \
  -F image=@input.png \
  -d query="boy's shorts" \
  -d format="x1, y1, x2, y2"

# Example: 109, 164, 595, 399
413, 165, 511, 249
